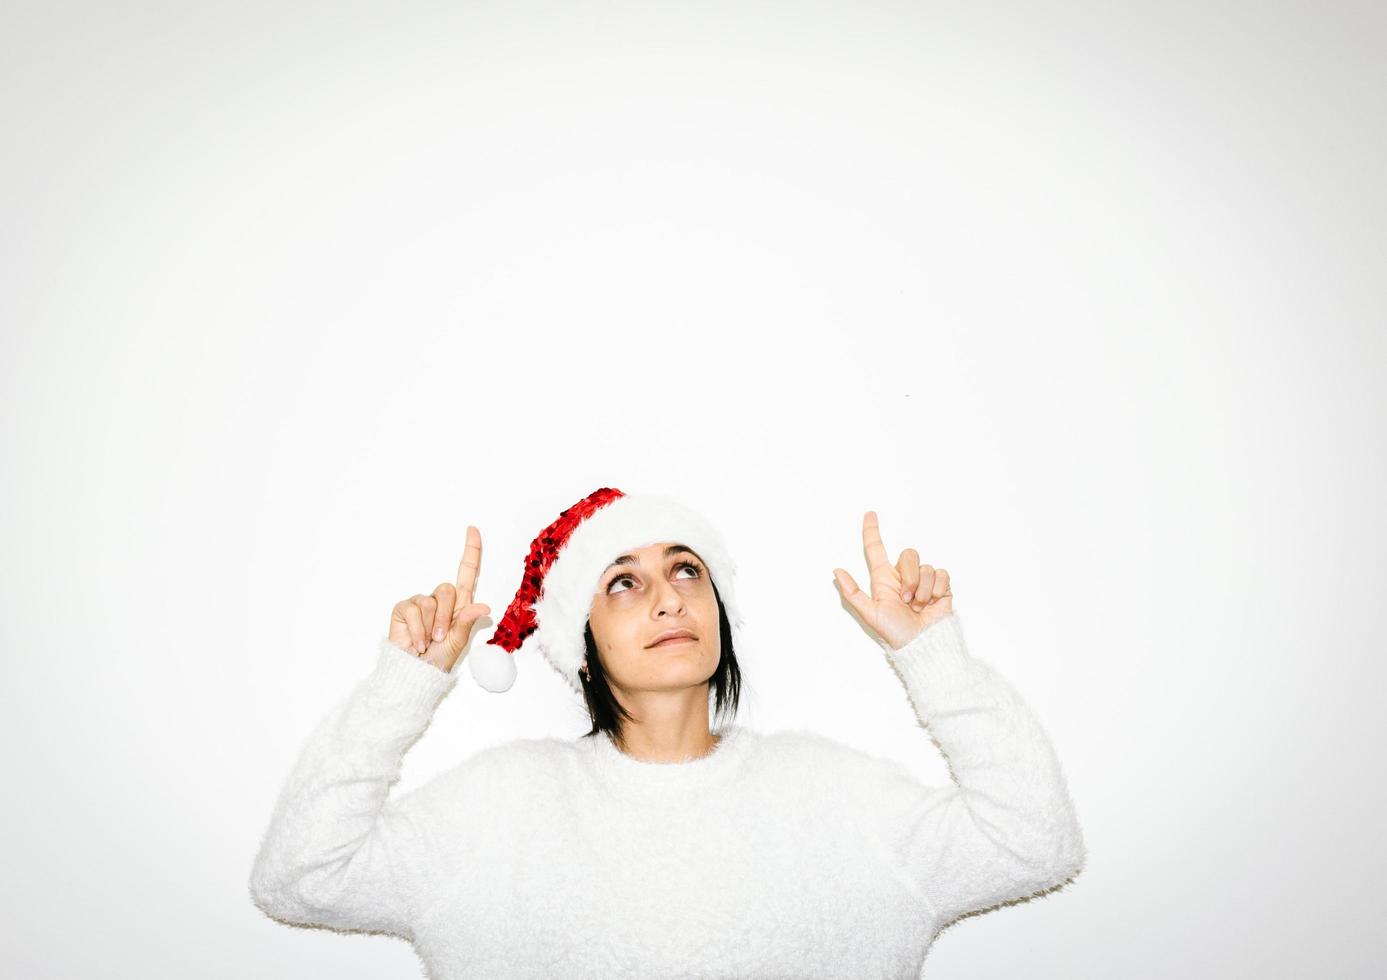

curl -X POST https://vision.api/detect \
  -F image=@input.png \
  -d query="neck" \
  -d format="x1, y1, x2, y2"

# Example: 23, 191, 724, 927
609, 692, 721, 762
615, 729, 722, 763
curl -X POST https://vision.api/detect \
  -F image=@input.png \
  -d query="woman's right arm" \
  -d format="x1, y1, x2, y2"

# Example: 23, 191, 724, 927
248, 526, 493, 940
246, 639, 459, 940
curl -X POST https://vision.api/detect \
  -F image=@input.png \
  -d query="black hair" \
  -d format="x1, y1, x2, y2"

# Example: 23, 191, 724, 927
578, 576, 742, 749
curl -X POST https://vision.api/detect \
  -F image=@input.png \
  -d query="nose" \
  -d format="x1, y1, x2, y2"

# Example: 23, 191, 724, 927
650, 574, 686, 616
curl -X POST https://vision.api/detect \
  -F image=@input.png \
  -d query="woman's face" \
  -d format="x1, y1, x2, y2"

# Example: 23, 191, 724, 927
586, 540, 722, 694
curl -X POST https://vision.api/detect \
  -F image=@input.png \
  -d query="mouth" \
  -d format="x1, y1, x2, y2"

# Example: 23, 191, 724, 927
647, 630, 697, 648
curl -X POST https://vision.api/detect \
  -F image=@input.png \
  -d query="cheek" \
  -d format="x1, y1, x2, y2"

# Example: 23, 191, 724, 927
595, 606, 642, 654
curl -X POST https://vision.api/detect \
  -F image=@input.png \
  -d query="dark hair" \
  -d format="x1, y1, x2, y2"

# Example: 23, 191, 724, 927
579, 576, 742, 748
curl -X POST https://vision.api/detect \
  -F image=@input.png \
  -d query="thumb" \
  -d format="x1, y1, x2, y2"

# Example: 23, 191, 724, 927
833, 569, 874, 622
448, 602, 491, 653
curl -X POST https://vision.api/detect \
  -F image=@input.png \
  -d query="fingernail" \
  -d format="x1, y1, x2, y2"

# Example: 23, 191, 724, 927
433, 627, 445, 641
902, 591, 913, 602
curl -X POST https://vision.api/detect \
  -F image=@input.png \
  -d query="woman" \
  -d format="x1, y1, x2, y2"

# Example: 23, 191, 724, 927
248, 488, 1086, 978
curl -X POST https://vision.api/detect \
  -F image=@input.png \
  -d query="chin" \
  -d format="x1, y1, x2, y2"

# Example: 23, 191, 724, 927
646, 649, 717, 683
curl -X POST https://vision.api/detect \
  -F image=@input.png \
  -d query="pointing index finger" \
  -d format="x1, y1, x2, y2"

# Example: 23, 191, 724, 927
455, 525, 482, 607
862, 510, 892, 575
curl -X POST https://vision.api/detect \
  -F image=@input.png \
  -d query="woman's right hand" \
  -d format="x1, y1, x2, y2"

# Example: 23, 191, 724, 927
388, 525, 491, 673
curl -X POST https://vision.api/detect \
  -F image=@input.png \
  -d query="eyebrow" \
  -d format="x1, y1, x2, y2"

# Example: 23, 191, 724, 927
602, 544, 703, 577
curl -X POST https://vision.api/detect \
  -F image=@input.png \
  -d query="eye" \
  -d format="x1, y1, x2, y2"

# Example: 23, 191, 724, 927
606, 560, 704, 595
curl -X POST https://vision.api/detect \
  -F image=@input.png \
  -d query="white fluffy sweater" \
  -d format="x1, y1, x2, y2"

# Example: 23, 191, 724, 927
248, 612, 1085, 978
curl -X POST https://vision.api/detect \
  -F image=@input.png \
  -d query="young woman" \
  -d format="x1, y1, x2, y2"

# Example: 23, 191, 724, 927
249, 488, 1085, 978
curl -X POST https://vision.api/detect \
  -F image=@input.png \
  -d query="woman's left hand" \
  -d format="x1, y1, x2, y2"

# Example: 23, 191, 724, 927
833, 510, 954, 652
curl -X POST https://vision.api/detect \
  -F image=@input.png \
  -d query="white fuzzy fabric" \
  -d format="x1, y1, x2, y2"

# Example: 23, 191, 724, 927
248, 612, 1086, 978
527, 493, 747, 695
466, 641, 517, 692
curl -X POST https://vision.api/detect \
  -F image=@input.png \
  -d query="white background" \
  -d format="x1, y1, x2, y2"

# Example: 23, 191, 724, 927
3, 1, 1383, 976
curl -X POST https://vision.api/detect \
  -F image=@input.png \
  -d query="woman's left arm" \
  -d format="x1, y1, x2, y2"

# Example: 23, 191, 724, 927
879, 612, 1086, 924
833, 511, 1086, 924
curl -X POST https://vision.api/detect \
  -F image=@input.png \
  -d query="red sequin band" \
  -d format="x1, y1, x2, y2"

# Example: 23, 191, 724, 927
485, 487, 626, 653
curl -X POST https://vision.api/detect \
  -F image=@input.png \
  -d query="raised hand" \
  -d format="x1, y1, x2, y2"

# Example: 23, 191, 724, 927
388, 525, 491, 673
833, 510, 953, 652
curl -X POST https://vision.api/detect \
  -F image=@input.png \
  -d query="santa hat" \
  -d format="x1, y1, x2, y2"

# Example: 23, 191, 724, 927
467, 487, 747, 694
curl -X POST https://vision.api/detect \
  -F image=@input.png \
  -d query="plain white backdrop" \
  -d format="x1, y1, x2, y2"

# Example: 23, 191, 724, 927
3, 1, 1383, 976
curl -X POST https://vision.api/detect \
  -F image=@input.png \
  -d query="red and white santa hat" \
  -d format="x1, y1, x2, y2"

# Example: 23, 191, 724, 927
468, 487, 748, 694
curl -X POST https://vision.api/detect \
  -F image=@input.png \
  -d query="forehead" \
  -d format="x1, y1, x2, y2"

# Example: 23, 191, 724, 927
603, 541, 700, 572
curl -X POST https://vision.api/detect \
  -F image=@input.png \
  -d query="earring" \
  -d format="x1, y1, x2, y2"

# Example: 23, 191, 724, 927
580, 660, 591, 682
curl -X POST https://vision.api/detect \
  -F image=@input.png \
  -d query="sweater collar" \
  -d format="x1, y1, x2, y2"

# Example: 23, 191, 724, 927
589, 723, 752, 792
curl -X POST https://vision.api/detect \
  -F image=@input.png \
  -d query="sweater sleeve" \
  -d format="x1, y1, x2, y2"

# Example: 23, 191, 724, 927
247, 636, 460, 940
878, 612, 1086, 925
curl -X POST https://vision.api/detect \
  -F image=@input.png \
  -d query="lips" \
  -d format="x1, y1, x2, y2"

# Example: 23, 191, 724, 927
647, 629, 697, 648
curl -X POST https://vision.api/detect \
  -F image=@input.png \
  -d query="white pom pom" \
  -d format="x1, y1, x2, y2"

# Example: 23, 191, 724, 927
468, 642, 517, 692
